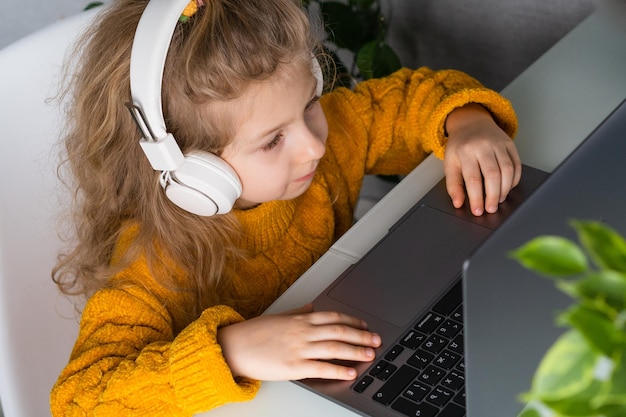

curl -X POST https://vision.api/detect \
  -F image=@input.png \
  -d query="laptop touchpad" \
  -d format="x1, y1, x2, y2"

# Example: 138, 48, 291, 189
325, 206, 492, 327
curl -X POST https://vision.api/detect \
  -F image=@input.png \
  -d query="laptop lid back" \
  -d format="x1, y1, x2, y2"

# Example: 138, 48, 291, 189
463, 98, 626, 417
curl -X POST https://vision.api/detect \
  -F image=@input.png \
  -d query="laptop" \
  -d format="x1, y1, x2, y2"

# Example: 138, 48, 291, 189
293, 160, 549, 416
462, 96, 626, 417
294, 96, 626, 417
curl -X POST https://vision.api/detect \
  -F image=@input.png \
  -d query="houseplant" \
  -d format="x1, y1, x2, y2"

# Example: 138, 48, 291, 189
510, 220, 626, 417
303, 0, 401, 87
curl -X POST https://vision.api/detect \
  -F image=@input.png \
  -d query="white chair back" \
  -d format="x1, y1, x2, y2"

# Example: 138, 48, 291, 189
0, 9, 100, 417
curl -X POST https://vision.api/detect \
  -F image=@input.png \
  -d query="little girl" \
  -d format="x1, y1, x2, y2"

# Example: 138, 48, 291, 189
51, 0, 521, 415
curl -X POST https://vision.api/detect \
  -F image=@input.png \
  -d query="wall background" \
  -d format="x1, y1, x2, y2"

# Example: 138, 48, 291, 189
2, 0, 595, 90
0, 1, 110, 50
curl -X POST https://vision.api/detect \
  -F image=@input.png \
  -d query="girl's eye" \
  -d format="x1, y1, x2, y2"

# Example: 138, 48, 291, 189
263, 134, 283, 152
305, 96, 320, 112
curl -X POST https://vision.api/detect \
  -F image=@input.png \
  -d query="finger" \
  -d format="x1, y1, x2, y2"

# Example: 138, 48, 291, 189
300, 359, 361, 381
305, 340, 378, 364
461, 162, 486, 216
482, 172, 501, 214
480, 158, 503, 214
444, 166, 466, 209
306, 310, 369, 330
493, 144, 522, 203
308, 323, 382, 349
509, 146, 523, 188
495, 157, 516, 203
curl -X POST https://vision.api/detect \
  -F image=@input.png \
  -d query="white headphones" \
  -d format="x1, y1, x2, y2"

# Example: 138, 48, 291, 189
127, 0, 323, 216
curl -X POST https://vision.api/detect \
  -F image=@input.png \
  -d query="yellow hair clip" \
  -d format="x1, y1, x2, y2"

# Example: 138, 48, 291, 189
180, 0, 205, 22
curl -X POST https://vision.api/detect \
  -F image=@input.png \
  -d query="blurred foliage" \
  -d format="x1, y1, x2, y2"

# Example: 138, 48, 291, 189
303, 0, 402, 88
511, 220, 626, 417
84, 2, 104, 11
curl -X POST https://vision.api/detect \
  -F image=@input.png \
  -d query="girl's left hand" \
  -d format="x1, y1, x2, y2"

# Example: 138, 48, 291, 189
443, 103, 522, 216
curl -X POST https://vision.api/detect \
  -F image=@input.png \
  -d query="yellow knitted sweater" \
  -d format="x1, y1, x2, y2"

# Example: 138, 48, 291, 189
50, 67, 517, 416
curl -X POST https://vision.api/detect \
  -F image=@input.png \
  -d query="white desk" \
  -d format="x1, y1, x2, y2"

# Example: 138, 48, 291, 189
203, 10, 626, 417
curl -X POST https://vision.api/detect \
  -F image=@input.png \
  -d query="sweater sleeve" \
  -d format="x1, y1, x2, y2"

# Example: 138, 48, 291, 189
320, 66, 518, 176
50, 285, 260, 417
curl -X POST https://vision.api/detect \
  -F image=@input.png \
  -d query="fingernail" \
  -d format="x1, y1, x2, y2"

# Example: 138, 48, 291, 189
372, 334, 382, 346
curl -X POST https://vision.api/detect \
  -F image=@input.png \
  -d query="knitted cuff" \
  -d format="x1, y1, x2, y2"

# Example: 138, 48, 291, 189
169, 305, 260, 414
425, 88, 518, 160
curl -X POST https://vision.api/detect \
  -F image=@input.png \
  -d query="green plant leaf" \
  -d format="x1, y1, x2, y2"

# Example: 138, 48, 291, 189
527, 330, 605, 416
591, 349, 626, 415
572, 220, 626, 272
356, 41, 401, 79
560, 270, 626, 313
557, 303, 624, 357
371, 42, 401, 78
517, 402, 578, 417
510, 236, 588, 278
596, 404, 626, 417
516, 405, 543, 417
84, 2, 104, 11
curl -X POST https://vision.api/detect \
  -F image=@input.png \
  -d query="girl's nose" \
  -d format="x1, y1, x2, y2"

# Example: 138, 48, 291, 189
303, 130, 326, 160
298, 119, 327, 161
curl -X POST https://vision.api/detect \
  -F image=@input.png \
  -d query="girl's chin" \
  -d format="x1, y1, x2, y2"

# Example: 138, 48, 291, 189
235, 181, 314, 209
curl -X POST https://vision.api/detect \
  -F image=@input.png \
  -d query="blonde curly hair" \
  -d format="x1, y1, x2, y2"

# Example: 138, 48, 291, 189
54, 0, 320, 324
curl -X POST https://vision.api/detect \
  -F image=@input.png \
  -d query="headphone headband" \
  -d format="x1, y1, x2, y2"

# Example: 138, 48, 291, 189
129, 0, 189, 143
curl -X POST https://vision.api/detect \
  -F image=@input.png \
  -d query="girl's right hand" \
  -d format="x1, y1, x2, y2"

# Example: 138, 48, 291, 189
216, 304, 382, 381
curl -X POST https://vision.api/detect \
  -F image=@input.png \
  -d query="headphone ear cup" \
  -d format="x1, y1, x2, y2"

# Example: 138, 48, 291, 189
162, 151, 242, 216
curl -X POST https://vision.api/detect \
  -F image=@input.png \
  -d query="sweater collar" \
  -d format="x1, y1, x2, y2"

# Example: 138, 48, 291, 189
233, 198, 297, 252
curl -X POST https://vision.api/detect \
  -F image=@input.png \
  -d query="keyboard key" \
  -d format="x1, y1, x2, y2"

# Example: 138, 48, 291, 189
432, 281, 462, 316
403, 381, 430, 402
372, 365, 419, 406
407, 349, 434, 369
418, 365, 445, 386
391, 397, 438, 417
353, 375, 373, 393
385, 344, 405, 361
400, 330, 427, 349
453, 389, 466, 406
425, 386, 454, 407
439, 402, 465, 417
441, 370, 465, 391
414, 311, 444, 334
436, 320, 462, 338
434, 350, 460, 370
448, 334, 464, 354
379, 363, 397, 381
369, 360, 388, 377
422, 335, 448, 354
451, 305, 463, 322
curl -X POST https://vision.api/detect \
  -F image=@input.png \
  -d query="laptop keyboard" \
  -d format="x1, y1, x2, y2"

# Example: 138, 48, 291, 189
353, 281, 466, 417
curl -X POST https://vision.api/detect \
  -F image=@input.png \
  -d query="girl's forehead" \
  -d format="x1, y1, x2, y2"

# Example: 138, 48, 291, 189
221, 60, 313, 143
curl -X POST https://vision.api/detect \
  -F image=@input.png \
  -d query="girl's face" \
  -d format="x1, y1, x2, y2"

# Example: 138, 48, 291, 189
220, 60, 328, 209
